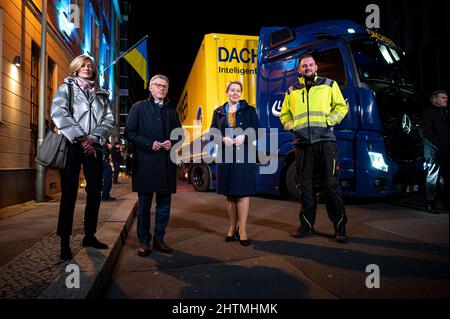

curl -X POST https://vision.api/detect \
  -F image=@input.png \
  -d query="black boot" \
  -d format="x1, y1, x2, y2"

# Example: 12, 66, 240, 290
82, 236, 108, 249
335, 225, 348, 243
60, 236, 73, 260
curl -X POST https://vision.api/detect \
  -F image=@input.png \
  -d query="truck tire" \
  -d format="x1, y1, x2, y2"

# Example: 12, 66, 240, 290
191, 165, 210, 192
286, 161, 301, 200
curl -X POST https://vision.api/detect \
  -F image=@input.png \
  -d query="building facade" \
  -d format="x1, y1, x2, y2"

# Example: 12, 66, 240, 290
0, 0, 122, 208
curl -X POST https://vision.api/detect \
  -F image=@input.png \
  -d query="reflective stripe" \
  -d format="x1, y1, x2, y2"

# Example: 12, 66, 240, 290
294, 111, 327, 121
336, 215, 344, 230
328, 113, 338, 124
302, 215, 313, 229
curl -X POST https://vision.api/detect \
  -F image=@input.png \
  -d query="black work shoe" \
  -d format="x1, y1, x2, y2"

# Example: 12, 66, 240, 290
82, 236, 109, 249
335, 226, 348, 243
293, 227, 315, 238
153, 240, 173, 253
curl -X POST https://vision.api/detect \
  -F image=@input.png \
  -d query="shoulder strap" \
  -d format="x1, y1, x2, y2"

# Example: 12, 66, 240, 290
68, 83, 73, 114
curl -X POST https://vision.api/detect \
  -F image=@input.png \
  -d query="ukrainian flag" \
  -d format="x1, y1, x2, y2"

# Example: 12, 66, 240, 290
124, 39, 149, 88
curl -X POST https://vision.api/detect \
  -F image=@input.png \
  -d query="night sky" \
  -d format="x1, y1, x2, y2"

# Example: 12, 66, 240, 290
126, 0, 448, 106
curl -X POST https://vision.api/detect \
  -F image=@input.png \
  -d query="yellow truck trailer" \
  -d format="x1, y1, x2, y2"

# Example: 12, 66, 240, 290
176, 33, 259, 143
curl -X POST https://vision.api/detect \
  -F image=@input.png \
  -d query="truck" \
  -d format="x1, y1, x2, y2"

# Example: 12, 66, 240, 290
177, 20, 425, 198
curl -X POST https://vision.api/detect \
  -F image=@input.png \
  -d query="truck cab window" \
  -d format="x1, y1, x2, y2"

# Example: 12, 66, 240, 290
314, 49, 347, 86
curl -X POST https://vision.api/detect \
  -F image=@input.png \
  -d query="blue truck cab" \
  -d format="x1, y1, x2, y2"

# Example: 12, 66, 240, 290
255, 20, 424, 198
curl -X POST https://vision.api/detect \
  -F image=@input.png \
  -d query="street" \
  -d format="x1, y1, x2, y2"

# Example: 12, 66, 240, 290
103, 183, 448, 299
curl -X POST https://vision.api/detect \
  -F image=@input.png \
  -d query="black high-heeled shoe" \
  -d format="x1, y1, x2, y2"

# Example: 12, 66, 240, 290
225, 229, 237, 242
236, 228, 250, 247
239, 239, 250, 247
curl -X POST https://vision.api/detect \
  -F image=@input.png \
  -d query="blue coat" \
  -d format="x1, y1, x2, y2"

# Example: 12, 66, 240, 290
210, 100, 261, 196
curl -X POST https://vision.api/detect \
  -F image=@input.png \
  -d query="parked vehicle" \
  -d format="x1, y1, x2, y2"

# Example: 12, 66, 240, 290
178, 21, 425, 199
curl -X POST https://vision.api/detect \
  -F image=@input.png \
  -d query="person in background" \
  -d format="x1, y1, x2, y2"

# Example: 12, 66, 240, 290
101, 141, 116, 201
111, 142, 124, 184
420, 90, 448, 214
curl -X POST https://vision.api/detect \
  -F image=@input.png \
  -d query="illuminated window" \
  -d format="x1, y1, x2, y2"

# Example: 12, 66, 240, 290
30, 42, 40, 131
30, 42, 56, 155
46, 59, 55, 121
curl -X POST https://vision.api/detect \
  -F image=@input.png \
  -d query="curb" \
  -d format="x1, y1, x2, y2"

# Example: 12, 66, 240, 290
38, 194, 137, 299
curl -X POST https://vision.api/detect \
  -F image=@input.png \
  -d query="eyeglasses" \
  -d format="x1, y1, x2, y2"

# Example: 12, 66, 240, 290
152, 83, 168, 90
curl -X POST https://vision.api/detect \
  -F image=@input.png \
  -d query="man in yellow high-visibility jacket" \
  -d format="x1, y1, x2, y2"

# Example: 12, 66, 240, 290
280, 54, 348, 243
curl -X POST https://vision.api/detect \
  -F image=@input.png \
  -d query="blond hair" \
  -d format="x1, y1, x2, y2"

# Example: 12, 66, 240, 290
69, 54, 98, 82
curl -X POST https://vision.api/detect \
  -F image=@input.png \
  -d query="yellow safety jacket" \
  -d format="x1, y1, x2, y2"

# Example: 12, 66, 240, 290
280, 75, 348, 144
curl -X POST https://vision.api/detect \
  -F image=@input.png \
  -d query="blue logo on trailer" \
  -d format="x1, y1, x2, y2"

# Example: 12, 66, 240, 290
196, 106, 203, 122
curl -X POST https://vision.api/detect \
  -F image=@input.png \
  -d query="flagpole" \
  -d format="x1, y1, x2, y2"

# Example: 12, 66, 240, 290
103, 34, 149, 72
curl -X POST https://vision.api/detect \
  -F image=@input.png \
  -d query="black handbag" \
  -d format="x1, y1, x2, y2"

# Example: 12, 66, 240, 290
35, 84, 72, 169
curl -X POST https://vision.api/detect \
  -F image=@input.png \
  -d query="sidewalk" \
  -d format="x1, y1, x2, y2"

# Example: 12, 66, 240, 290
0, 178, 136, 299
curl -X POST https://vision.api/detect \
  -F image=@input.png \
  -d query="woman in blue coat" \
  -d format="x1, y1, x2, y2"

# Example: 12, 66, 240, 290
210, 81, 261, 246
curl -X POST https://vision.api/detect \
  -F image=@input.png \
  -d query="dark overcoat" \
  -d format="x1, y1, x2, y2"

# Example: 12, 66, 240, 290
125, 97, 182, 193
210, 100, 261, 196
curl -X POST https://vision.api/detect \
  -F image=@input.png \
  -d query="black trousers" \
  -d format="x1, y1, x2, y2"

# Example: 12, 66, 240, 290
57, 143, 103, 238
296, 141, 347, 231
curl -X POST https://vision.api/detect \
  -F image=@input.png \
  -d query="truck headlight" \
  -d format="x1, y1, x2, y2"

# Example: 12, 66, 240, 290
368, 152, 389, 172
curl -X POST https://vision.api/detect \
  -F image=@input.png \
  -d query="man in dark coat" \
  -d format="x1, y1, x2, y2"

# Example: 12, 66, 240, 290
125, 75, 182, 256
111, 142, 123, 184
420, 90, 448, 214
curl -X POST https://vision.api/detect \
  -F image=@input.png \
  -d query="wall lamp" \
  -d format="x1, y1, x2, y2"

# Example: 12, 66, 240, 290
13, 55, 21, 67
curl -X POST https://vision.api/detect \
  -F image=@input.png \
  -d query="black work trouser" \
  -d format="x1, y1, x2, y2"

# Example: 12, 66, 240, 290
57, 143, 103, 238
296, 141, 347, 231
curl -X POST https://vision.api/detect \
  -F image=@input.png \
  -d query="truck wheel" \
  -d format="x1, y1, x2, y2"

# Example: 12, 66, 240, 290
286, 161, 301, 200
191, 165, 210, 192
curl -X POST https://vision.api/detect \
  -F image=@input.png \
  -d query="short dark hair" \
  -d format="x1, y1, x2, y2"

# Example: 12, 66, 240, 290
299, 54, 315, 64
430, 90, 447, 103
114, 142, 120, 146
